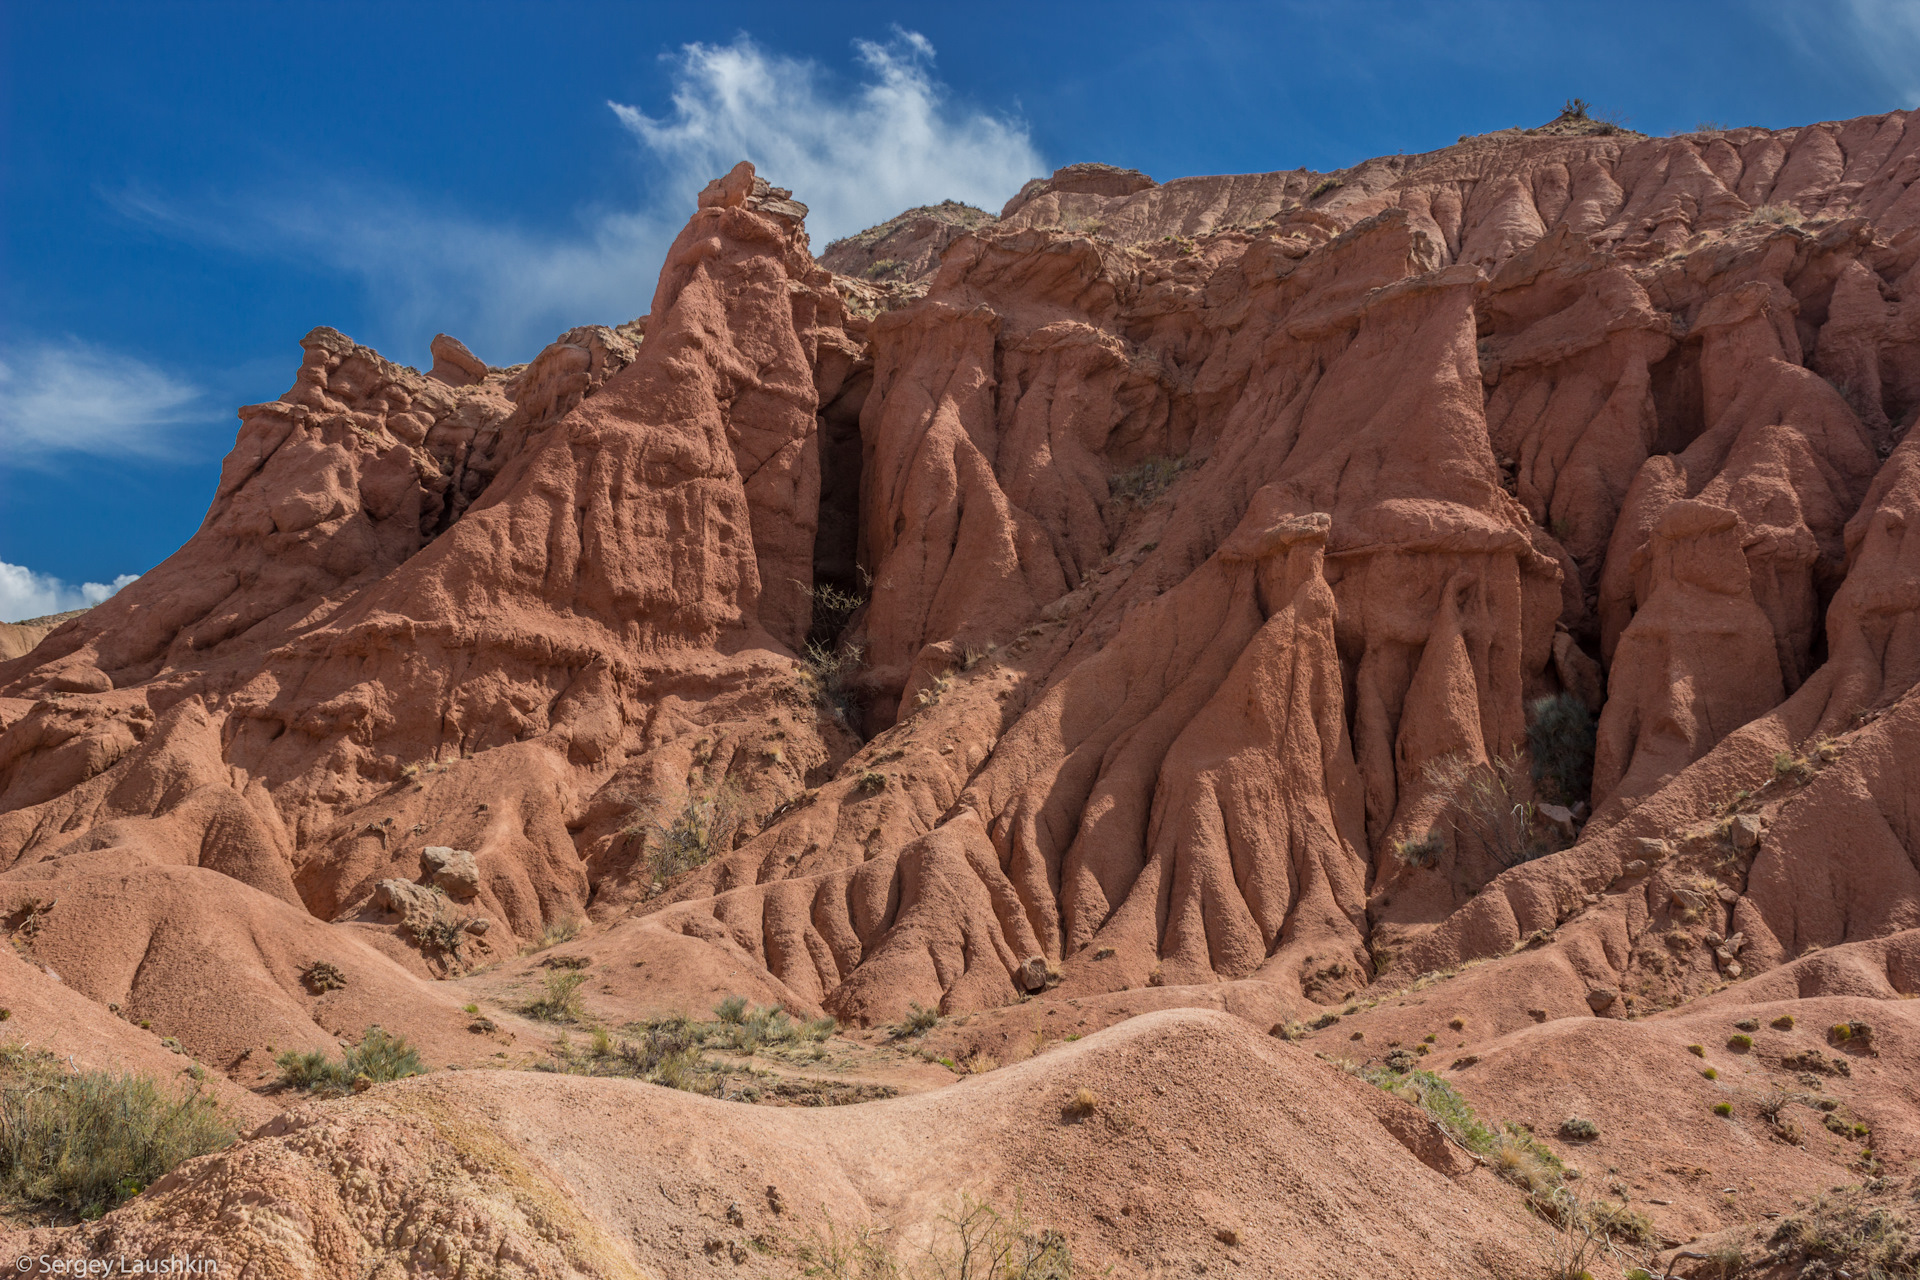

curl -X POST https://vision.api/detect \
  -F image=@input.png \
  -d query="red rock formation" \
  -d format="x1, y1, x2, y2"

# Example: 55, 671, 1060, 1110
6, 111, 1920, 1267
6, 106, 1920, 1274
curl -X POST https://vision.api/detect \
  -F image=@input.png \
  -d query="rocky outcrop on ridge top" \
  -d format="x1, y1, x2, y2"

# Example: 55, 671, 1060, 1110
0, 110, 1918, 1072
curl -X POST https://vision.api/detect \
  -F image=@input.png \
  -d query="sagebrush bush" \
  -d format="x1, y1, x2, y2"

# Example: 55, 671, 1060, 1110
531, 916, 580, 951
1527, 692, 1596, 806
1769, 1190, 1916, 1278
1425, 752, 1547, 869
0, 1044, 236, 1219
524, 972, 588, 1023
643, 787, 739, 893
897, 1003, 940, 1037
1392, 830, 1444, 869
800, 638, 865, 721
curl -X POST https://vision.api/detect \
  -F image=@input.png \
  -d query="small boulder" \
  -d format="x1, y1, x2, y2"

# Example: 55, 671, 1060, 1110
464, 917, 491, 935
1017, 956, 1049, 993
1539, 803, 1576, 840
422, 846, 481, 900
1633, 837, 1672, 863
373, 878, 438, 920
1622, 859, 1649, 877
1585, 987, 1619, 1012
1730, 814, 1763, 849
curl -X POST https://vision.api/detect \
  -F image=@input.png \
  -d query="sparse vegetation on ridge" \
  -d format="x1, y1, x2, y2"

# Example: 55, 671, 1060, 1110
629, 785, 740, 896
795, 1193, 1074, 1279
1107, 455, 1189, 508
534, 1000, 866, 1106
0, 1043, 237, 1220
523, 971, 588, 1022
1425, 751, 1553, 871
275, 1026, 424, 1096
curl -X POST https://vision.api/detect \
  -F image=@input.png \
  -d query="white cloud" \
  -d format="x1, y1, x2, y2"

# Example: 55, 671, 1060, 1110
609, 29, 1043, 247
0, 340, 209, 463
1843, 0, 1920, 107
117, 30, 1043, 363
116, 182, 669, 371
0, 563, 138, 624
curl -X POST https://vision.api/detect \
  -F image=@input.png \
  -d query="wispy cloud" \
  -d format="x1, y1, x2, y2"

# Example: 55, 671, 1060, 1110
0, 562, 138, 624
610, 29, 1041, 247
117, 30, 1043, 364
114, 181, 668, 371
0, 340, 211, 464
1844, 0, 1920, 106
1761, 0, 1920, 109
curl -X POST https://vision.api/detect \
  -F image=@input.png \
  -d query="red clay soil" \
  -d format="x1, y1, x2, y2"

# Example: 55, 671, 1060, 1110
5, 111, 1920, 1275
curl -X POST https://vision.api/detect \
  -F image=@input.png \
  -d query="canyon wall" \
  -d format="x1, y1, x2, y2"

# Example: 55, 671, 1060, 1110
5, 114, 1920, 1053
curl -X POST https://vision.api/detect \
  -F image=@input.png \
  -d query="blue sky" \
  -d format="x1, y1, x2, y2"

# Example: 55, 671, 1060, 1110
4, 0, 1919, 621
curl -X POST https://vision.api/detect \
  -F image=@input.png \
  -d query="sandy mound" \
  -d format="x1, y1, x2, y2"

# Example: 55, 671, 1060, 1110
3, 1010, 1547, 1278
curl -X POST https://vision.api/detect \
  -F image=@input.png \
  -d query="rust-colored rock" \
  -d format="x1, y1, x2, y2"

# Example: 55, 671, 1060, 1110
6, 112, 1920, 1270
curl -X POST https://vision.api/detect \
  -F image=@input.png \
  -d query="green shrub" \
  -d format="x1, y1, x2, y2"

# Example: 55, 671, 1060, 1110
1702, 1067, 1719, 1080
531, 916, 580, 951
1713, 1101, 1734, 1117
0, 1045, 236, 1219
1560, 1116, 1600, 1141
1687, 1043, 1706, 1057
1392, 831, 1444, 869
347, 1027, 425, 1083
524, 972, 587, 1023
1769, 1188, 1915, 1275
714, 995, 749, 1025
800, 640, 864, 720
1526, 692, 1596, 806
643, 787, 739, 893
896, 1003, 940, 1037
1728, 1033, 1754, 1052
275, 1048, 346, 1093
1830, 1020, 1874, 1048
1772, 1014, 1795, 1030
276, 1026, 425, 1095
718, 1006, 799, 1054
607, 1019, 724, 1097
